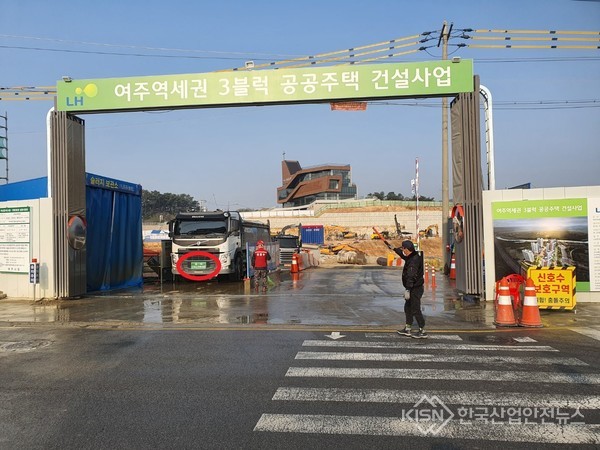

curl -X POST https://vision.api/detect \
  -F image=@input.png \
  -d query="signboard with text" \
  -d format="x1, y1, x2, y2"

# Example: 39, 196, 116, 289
527, 266, 576, 310
491, 198, 592, 292
56, 60, 474, 113
86, 173, 142, 195
0, 207, 31, 274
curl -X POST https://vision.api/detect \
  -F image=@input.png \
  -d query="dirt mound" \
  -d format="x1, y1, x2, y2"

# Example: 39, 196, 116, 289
320, 236, 443, 269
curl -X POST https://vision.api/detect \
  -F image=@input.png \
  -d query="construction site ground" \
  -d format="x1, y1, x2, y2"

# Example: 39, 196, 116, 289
144, 205, 445, 270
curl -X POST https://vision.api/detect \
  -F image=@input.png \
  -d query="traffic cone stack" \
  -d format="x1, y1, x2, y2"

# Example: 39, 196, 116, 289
494, 278, 517, 327
424, 263, 429, 284
449, 255, 456, 280
431, 266, 437, 289
291, 253, 299, 273
519, 278, 543, 328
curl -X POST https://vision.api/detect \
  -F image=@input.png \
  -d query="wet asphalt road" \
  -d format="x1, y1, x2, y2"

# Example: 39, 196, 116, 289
1, 267, 599, 448
2, 266, 599, 331
1, 326, 599, 449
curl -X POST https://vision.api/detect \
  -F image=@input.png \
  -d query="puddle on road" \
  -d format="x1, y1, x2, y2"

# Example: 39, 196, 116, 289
466, 335, 518, 345
0, 340, 53, 352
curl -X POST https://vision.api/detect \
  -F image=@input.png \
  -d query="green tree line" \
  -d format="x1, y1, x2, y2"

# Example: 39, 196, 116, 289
367, 191, 436, 201
142, 190, 199, 222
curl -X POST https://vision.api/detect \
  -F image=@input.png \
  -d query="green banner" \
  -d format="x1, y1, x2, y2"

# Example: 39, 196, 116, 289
492, 198, 587, 219
56, 60, 474, 113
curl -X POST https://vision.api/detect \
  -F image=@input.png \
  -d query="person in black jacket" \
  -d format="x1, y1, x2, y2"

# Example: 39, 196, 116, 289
394, 240, 428, 339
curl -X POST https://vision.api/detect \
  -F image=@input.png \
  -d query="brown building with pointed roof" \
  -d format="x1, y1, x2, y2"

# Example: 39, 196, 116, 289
277, 160, 357, 208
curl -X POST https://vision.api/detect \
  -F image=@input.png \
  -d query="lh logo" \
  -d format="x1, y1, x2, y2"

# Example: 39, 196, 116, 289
65, 83, 98, 107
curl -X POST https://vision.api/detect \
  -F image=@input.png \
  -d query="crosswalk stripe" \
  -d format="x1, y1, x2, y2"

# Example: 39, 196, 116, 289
295, 351, 587, 366
365, 333, 463, 340
302, 340, 558, 352
286, 367, 600, 384
272, 387, 600, 409
254, 414, 600, 444
570, 327, 600, 341
513, 337, 538, 343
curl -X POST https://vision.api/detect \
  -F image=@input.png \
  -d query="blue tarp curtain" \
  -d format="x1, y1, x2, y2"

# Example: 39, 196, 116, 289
86, 173, 143, 291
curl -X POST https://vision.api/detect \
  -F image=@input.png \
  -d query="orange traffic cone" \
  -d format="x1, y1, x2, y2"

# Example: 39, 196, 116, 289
424, 263, 429, 284
519, 278, 543, 328
431, 266, 437, 289
291, 253, 299, 273
449, 255, 456, 280
494, 278, 517, 327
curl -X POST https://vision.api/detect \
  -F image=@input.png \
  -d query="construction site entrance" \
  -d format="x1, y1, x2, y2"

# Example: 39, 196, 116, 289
45, 59, 483, 298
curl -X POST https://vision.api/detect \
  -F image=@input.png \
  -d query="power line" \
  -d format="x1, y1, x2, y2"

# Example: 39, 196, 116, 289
459, 29, 600, 51
472, 29, 600, 35
369, 99, 600, 110
226, 33, 432, 71
0, 33, 302, 58
471, 56, 600, 63
0, 44, 274, 61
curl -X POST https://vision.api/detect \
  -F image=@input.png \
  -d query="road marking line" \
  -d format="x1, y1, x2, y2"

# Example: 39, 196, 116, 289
570, 327, 600, 341
254, 414, 600, 444
365, 333, 463, 340
294, 351, 587, 366
302, 340, 558, 352
272, 387, 600, 409
512, 337, 537, 343
285, 367, 600, 384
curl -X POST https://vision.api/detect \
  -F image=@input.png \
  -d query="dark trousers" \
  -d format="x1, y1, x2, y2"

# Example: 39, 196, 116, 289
404, 285, 425, 328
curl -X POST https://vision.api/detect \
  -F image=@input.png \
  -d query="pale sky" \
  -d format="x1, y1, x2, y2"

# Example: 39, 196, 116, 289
1, 0, 599, 209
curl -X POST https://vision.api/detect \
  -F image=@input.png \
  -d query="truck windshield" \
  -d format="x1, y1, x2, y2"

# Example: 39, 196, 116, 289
175, 220, 227, 236
278, 238, 299, 248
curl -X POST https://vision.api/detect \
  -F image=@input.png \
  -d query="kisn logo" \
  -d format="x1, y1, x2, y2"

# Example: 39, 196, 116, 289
401, 395, 454, 435
65, 83, 98, 107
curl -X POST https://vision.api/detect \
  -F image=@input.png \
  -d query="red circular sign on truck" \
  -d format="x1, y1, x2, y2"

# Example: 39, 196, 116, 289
175, 251, 222, 281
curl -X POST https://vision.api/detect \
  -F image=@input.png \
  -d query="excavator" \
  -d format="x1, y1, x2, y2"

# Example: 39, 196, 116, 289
419, 224, 439, 238
371, 230, 390, 240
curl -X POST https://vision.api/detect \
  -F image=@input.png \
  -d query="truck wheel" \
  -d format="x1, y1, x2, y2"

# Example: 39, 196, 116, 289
228, 255, 243, 281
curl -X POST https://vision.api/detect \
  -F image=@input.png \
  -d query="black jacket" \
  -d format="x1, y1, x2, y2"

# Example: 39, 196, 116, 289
394, 249, 424, 290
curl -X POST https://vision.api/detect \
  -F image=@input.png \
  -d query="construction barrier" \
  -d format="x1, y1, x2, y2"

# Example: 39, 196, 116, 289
494, 278, 517, 327
494, 273, 525, 313
519, 277, 543, 328
387, 253, 395, 266
300, 249, 319, 268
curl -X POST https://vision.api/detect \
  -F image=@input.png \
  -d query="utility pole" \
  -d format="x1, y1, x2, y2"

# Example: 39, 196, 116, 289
439, 21, 451, 270
414, 158, 420, 250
